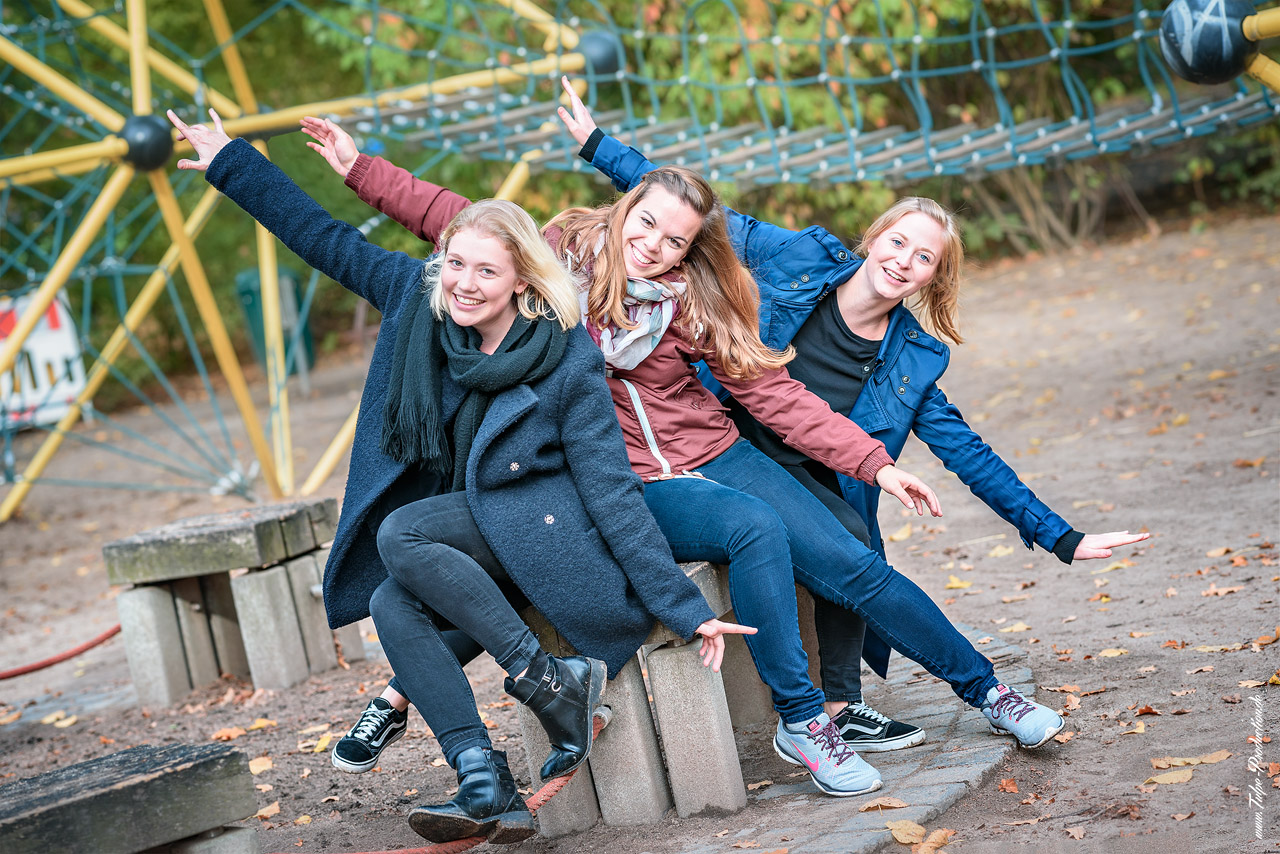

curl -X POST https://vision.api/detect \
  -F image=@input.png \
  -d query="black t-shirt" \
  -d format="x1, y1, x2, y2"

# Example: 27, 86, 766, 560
729, 292, 881, 469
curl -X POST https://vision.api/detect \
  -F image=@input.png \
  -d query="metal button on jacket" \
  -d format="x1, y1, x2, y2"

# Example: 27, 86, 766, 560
509, 462, 520, 471
790, 281, 799, 289
898, 387, 906, 394
837, 250, 848, 261
907, 329, 918, 339
544, 514, 555, 524
902, 375, 910, 384
800, 273, 810, 282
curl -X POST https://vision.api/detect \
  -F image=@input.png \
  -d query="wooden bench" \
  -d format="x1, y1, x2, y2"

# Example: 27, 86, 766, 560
518, 561, 823, 835
103, 499, 364, 706
0, 743, 257, 854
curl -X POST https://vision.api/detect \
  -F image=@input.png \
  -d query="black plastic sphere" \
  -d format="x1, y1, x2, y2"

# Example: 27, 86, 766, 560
1160, 0, 1258, 85
577, 29, 624, 78
120, 113, 175, 171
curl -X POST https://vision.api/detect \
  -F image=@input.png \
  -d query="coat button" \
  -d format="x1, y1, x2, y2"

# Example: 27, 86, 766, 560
509, 462, 520, 471
837, 250, 848, 261
902, 375, 910, 384
800, 274, 810, 282
790, 281, 799, 289
898, 387, 906, 394
544, 514, 555, 524
862, 364, 871, 373
907, 329, 918, 339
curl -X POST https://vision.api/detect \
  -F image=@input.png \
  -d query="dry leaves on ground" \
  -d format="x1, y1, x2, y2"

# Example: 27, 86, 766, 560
1144, 769, 1194, 785
248, 756, 273, 775
212, 726, 247, 741
1065, 826, 1086, 839
1098, 648, 1128, 657
255, 801, 280, 820
999, 622, 1031, 633
945, 575, 972, 590
1150, 750, 1231, 769
887, 820, 927, 844
998, 778, 1019, 793
860, 797, 910, 812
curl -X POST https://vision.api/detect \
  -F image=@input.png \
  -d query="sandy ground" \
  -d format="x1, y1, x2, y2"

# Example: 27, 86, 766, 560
1, 212, 1277, 853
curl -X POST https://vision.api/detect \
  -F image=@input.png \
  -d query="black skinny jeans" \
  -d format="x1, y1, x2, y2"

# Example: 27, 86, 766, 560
370, 491, 542, 767
781, 463, 873, 705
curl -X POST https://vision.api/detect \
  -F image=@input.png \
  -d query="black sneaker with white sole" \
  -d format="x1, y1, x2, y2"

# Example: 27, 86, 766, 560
331, 697, 408, 773
830, 702, 925, 753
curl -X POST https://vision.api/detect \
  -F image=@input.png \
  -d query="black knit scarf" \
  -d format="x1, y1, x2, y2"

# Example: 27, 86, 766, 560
380, 284, 567, 491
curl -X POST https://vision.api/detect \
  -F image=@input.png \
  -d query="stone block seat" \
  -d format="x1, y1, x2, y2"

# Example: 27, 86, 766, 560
518, 560, 794, 835
103, 499, 363, 707
0, 743, 258, 854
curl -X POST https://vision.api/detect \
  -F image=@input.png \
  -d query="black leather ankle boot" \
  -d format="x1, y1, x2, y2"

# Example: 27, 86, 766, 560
407, 746, 535, 844
505, 649, 607, 781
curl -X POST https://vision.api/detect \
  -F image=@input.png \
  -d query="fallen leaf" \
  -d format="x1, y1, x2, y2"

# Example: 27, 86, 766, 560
294, 815, 311, 825
1201, 583, 1244, 597
1144, 769, 1193, 785
1186, 665, 1214, 674
945, 575, 972, 590
976, 636, 993, 644
1005, 813, 1052, 826
746, 779, 773, 791
859, 796, 910, 811
256, 801, 280, 820
1239, 680, 1265, 688
313, 733, 332, 753
1002, 594, 1031, 603
40, 710, 66, 725
989, 544, 1015, 558
1062, 615, 1077, 623
1122, 721, 1146, 735
1054, 731, 1075, 744
1233, 457, 1266, 468
998, 778, 1019, 793
1080, 686, 1107, 696
300, 767, 311, 779
886, 820, 926, 844
249, 756, 273, 775
1091, 559, 1134, 575
1064, 695, 1082, 711
999, 621, 1032, 633
297, 723, 329, 734
1099, 648, 1129, 657
255, 784, 274, 792
1065, 826, 1085, 839
714, 829, 731, 838
53, 715, 77, 728
1171, 689, 1195, 696
916, 828, 957, 853
212, 726, 247, 742
1205, 546, 1231, 558
888, 523, 913, 543
1130, 631, 1152, 638
1044, 684, 1081, 693
1135, 705, 1162, 716
247, 718, 277, 731
0, 710, 21, 725
1222, 694, 1242, 704
1138, 666, 1157, 673
430, 757, 447, 767
731, 842, 760, 850
1165, 587, 1178, 597
1171, 812, 1194, 821
1163, 639, 1187, 649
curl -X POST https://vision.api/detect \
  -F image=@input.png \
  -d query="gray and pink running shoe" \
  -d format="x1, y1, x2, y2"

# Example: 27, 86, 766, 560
773, 712, 882, 797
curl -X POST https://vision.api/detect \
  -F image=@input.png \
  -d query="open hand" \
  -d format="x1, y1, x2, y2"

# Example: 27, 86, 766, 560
300, 116, 359, 178
167, 108, 231, 171
874, 463, 942, 517
1074, 530, 1150, 560
556, 75, 597, 147
692, 618, 758, 672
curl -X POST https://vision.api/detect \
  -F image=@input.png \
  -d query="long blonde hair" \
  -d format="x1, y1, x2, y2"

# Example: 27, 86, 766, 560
425, 199, 579, 331
550, 167, 792, 381
857, 197, 965, 345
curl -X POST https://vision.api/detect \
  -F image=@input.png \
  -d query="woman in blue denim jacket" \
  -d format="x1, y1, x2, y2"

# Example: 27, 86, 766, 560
560, 80, 1148, 753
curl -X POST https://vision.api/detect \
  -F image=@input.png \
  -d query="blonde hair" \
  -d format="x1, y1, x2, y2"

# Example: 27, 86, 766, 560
857, 197, 965, 345
424, 200, 579, 331
549, 166, 792, 381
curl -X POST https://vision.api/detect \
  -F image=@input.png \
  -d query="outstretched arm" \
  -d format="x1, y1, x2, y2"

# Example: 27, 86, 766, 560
1072, 531, 1150, 560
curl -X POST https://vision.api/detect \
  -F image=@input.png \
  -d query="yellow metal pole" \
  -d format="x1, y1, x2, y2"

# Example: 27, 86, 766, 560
299, 404, 360, 497
54, 0, 242, 118
1244, 9, 1280, 42
0, 188, 223, 522
493, 0, 579, 50
147, 170, 283, 498
0, 165, 134, 377
220, 52, 587, 139
202, 0, 259, 114
5, 158, 109, 187
1246, 53, 1280, 92
0, 137, 129, 181
125, 0, 151, 115
0, 37, 125, 131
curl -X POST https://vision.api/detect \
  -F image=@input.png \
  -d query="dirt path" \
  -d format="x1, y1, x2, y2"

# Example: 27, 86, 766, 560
1, 213, 1276, 853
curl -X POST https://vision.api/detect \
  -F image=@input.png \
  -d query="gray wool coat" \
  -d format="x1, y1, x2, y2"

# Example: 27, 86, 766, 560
205, 139, 714, 674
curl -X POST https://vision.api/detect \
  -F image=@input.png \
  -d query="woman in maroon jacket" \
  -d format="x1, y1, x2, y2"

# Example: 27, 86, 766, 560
304, 116, 1066, 798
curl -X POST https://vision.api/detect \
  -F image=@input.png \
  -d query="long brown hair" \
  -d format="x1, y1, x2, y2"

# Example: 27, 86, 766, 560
549, 166, 792, 380
856, 197, 965, 345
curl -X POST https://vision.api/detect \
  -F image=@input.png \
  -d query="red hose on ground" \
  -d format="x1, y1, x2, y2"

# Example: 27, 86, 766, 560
0, 624, 122, 680
266, 714, 609, 854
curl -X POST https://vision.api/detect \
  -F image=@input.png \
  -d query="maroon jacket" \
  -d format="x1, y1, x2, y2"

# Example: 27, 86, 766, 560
344, 153, 892, 483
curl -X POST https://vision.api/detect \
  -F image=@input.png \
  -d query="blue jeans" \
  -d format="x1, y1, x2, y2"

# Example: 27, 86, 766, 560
371, 491, 542, 766
646, 441, 998, 713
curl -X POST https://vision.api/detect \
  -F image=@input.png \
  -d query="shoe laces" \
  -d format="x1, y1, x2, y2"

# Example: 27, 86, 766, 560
990, 690, 1036, 723
812, 719, 860, 767
350, 703, 393, 740
848, 702, 891, 726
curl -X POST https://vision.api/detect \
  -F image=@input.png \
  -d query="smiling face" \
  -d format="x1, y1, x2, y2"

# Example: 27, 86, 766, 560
860, 211, 945, 303
440, 228, 527, 352
618, 186, 703, 279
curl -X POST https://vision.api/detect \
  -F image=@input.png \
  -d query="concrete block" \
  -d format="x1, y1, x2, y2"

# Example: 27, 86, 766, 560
117, 585, 192, 707
170, 578, 220, 689
230, 566, 309, 691
284, 554, 338, 674
794, 585, 822, 691
0, 744, 255, 854
199, 573, 249, 680
334, 623, 365, 663
718, 609, 775, 730
103, 500, 333, 585
647, 642, 746, 817
278, 505, 316, 558
147, 826, 259, 854
514, 702, 601, 837
588, 654, 672, 825
308, 499, 339, 544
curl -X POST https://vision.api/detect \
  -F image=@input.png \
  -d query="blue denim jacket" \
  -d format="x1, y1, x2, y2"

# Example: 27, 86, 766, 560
587, 132, 1071, 558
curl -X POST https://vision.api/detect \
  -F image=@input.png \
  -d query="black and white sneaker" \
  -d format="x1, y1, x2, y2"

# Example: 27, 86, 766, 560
830, 702, 925, 753
331, 697, 408, 773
